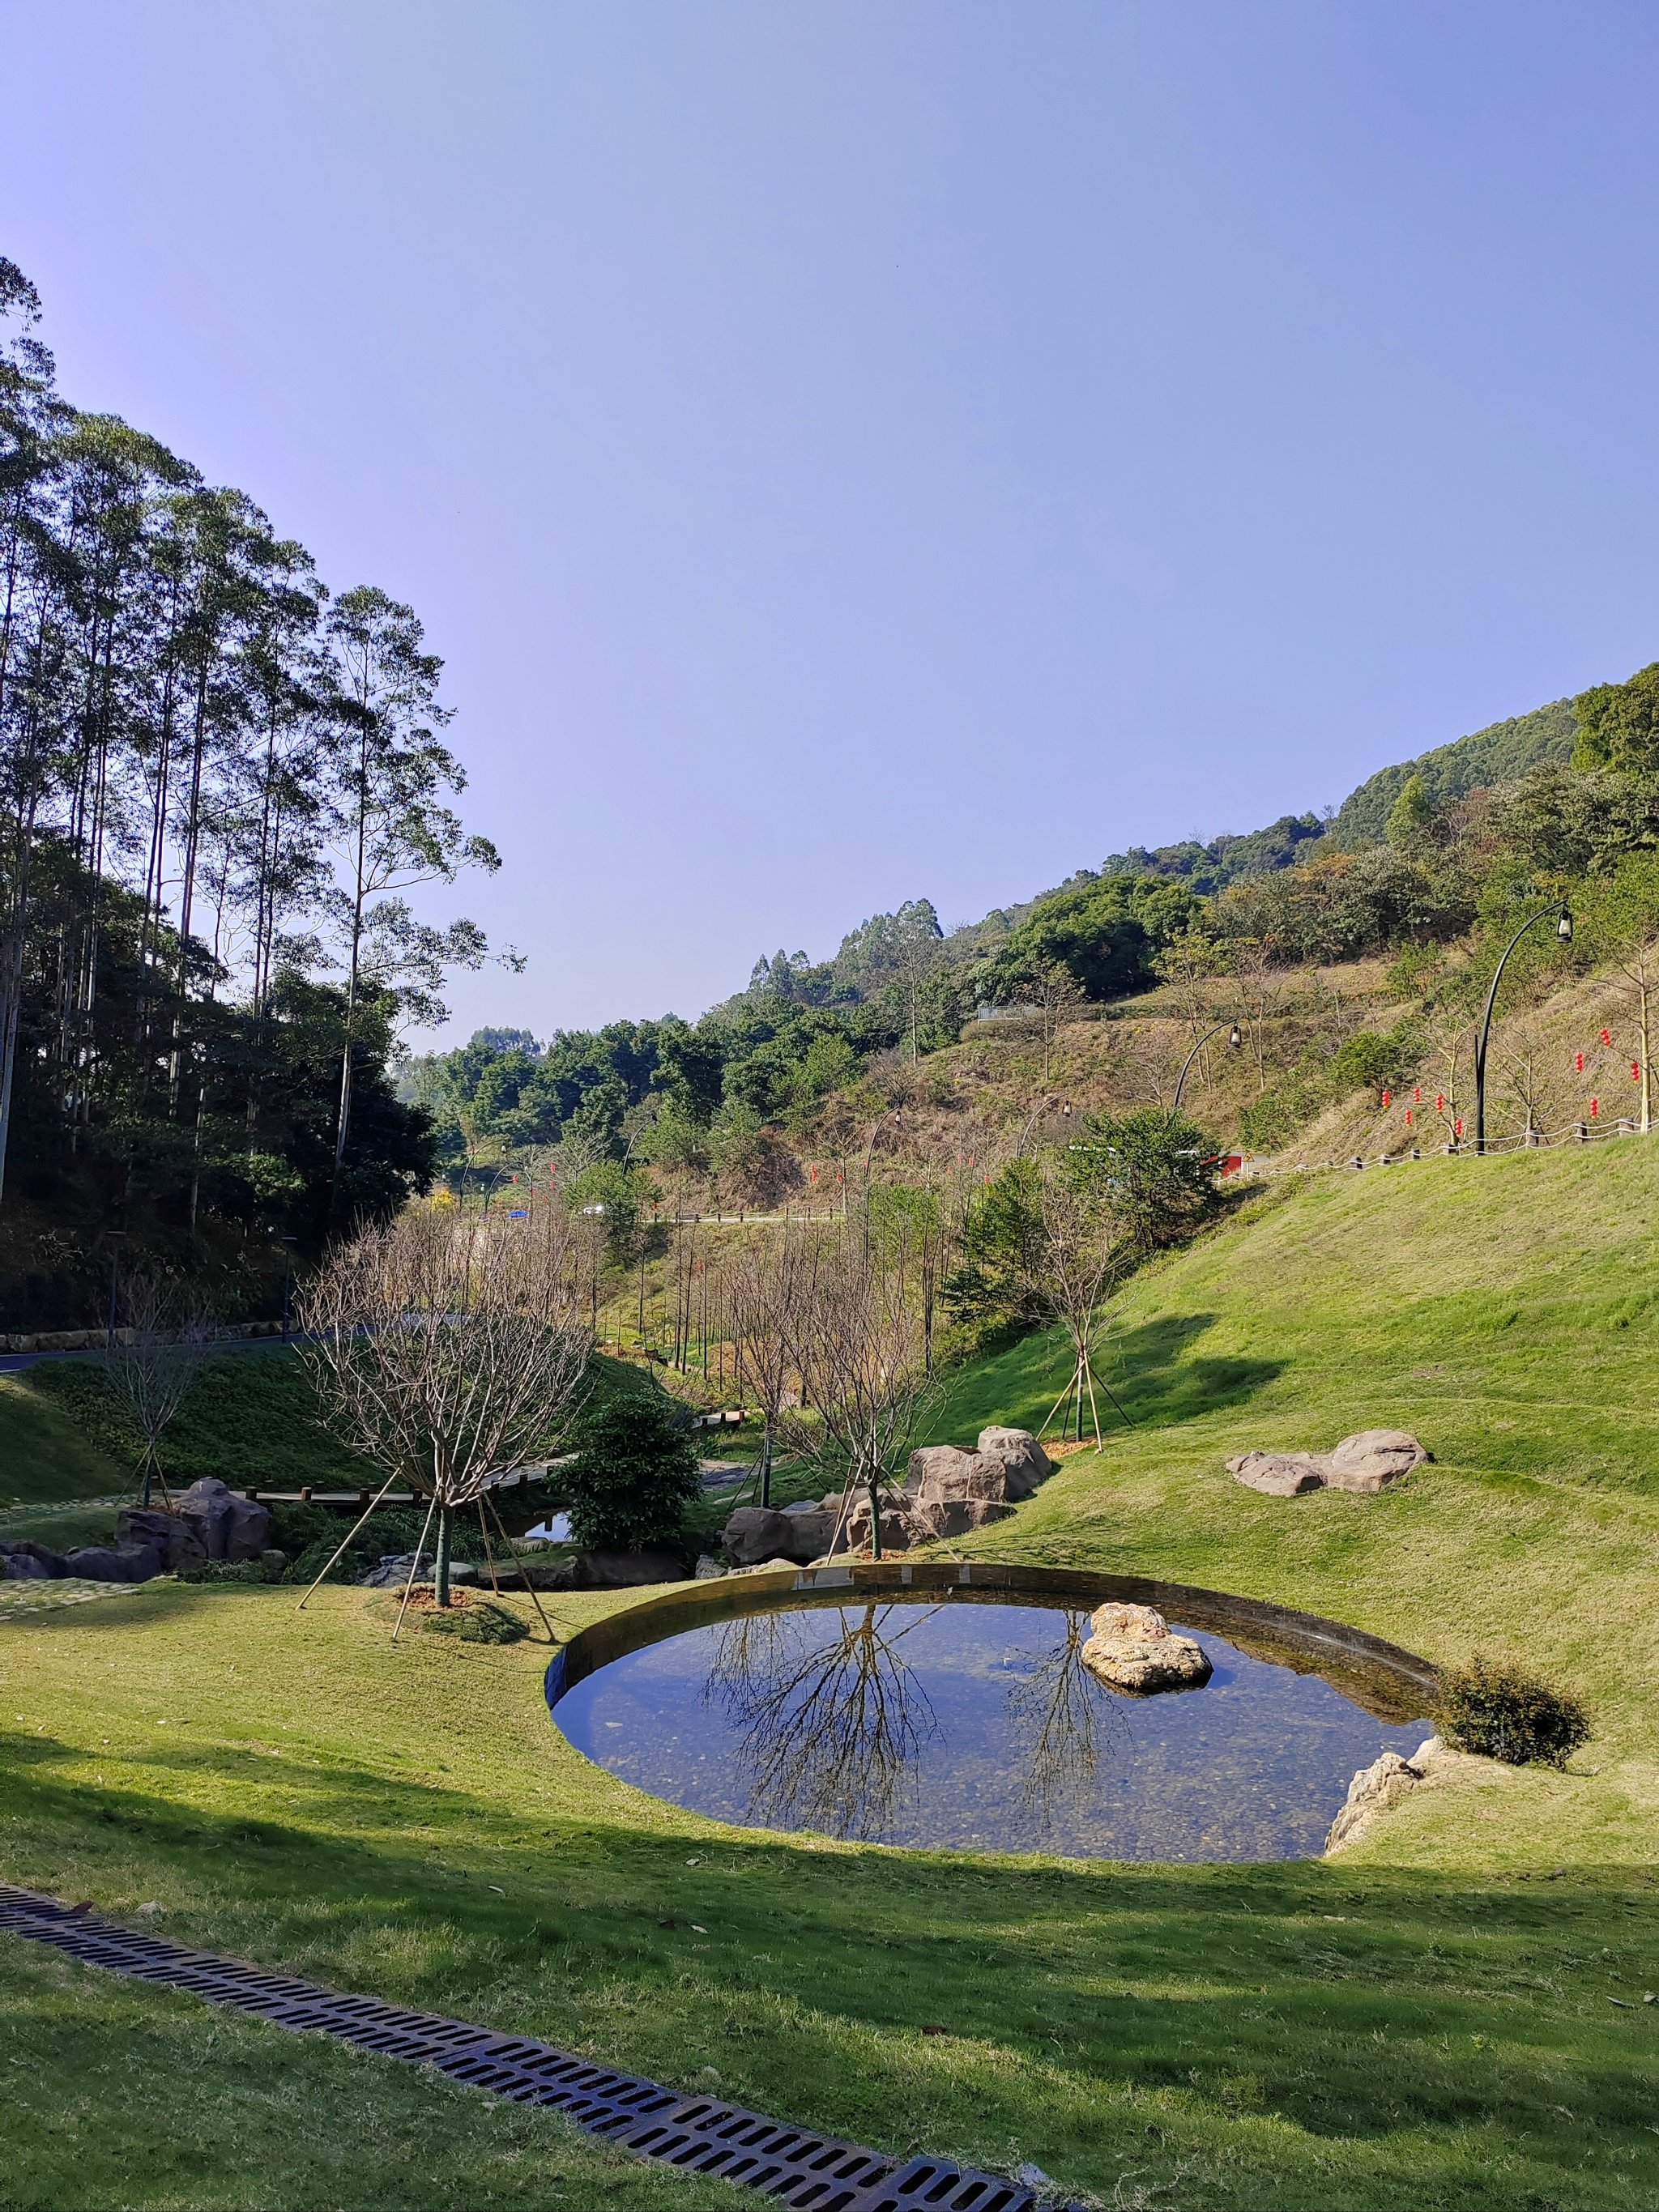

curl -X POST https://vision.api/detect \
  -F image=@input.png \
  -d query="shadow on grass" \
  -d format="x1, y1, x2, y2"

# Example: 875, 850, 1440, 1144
1103, 1311, 1282, 1430
5, 1724, 1657, 2180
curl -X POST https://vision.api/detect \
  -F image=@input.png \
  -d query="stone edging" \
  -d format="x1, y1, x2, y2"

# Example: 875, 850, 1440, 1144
544, 1558, 1439, 1721
0, 1320, 285, 1355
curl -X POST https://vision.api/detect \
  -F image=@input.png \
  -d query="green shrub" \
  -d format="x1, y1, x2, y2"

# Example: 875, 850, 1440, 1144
175, 1558, 276, 1586
420, 1598, 529, 1645
561, 1391, 701, 1554
1436, 1656, 1590, 1768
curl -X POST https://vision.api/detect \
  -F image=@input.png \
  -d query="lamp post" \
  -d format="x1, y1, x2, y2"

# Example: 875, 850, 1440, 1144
1473, 904, 1572, 1153
1172, 1021, 1243, 1112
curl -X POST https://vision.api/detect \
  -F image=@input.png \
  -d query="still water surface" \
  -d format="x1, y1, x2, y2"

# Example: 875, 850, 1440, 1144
552, 1596, 1429, 1860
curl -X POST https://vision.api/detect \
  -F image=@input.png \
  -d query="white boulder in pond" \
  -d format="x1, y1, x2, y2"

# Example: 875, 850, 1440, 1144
1081, 1602, 1212, 1694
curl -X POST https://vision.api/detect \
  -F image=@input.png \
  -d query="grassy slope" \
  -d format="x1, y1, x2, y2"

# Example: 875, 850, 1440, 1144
3, 1144, 1658, 2210
0, 1372, 126, 1509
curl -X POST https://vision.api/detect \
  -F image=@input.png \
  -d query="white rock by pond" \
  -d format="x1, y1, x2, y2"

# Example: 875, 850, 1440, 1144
1226, 1430, 1430, 1498
1081, 1602, 1212, 1694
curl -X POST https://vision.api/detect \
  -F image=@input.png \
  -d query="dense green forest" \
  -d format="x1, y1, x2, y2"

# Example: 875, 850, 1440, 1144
0, 258, 502, 1323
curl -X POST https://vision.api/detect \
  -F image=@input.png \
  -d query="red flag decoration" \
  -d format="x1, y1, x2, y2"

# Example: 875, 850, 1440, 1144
1601, 1028, 1612, 1046
1575, 1051, 1584, 1072
1592, 1097, 1600, 1118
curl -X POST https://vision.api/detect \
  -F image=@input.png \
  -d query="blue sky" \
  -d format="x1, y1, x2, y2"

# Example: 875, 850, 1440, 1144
6, 2, 1659, 1036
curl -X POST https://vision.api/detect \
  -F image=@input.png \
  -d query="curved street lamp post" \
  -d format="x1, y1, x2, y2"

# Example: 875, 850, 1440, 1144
1172, 1020, 1243, 1112
1473, 904, 1572, 1154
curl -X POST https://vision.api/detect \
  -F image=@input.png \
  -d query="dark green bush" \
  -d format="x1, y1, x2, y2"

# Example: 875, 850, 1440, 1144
420, 1598, 528, 1644
175, 1558, 276, 1587
561, 1392, 701, 1553
1436, 1656, 1590, 1768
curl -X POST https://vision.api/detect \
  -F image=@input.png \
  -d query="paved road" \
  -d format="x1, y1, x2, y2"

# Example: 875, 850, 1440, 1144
0, 1335, 296, 1376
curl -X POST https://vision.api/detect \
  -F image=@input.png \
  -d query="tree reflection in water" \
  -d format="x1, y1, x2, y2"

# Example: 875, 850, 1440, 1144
1004, 1606, 1126, 1836
705, 1603, 940, 1840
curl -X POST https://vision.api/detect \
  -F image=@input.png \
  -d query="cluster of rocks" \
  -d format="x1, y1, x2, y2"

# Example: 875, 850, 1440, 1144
1, 1478, 279, 1584
1226, 1430, 1430, 1498
719, 1426, 1052, 1568
1080, 1602, 1211, 1694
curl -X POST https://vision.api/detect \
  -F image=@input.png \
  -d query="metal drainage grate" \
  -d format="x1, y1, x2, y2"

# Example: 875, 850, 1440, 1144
0, 1886, 1074, 2212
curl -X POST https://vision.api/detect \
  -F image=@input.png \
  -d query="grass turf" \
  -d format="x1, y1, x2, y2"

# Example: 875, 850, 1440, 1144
4, 1140, 1659, 2209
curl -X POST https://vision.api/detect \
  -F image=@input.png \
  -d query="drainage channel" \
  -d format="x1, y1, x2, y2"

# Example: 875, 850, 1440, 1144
0, 1886, 1075, 2212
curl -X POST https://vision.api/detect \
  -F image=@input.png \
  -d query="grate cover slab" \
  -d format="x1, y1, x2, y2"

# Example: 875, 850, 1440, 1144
0, 1886, 1077, 2210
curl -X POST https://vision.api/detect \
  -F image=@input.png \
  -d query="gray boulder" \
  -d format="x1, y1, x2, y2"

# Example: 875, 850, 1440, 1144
975, 1427, 1052, 1499
905, 1496, 1013, 1542
904, 1445, 1007, 1502
1322, 1430, 1431, 1494
117, 1507, 208, 1575
842, 1494, 914, 1553
0, 1539, 66, 1579
1226, 1451, 1326, 1497
721, 1504, 839, 1566
174, 1478, 271, 1562
2, 1550, 48, 1580
64, 1546, 145, 1583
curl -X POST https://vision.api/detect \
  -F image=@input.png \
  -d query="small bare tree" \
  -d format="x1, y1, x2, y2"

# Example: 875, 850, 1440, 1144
723, 1234, 809, 1507
1031, 1156, 1132, 1449
782, 1229, 936, 1559
301, 1198, 595, 1614
101, 1272, 215, 1507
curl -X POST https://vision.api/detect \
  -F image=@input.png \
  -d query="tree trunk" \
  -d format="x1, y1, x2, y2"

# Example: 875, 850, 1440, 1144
434, 1500, 453, 1607
867, 1473, 882, 1560
759, 1421, 773, 1510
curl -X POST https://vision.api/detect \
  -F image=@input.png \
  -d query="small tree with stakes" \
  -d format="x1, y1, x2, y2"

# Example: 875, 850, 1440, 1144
300, 1196, 594, 1627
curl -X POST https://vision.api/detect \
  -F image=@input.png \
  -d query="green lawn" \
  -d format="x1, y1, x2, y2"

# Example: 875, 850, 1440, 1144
4, 1141, 1659, 2210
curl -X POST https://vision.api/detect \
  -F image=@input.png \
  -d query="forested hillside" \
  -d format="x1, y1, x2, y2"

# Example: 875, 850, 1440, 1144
415, 664, 1659, 1202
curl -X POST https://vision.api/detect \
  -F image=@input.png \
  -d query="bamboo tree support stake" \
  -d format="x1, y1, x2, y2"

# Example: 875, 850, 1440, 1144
483, 1487, 560, 1645
391, 1490, 440, 1644
476, 1501, 503, 1597
296, 1469, 405, 1610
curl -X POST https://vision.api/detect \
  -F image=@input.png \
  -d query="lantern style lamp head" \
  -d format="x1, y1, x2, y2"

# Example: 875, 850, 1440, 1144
1557, 906, 1573, 944
1228, 1022, 1243, 1051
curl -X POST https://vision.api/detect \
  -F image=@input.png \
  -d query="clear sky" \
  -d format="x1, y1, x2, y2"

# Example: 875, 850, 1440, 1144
6, 2, 1659, 1038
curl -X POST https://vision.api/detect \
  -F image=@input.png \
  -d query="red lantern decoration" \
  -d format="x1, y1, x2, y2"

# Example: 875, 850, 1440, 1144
1634, 1062, 1642, 1082
1381, 1088, 1391, 1109
1405, 1108, 1413, 1126
1435, 1093, 1445, 1112
1601, 1028, 1612, 1046
1413, 1086, 1421, 1103
1575, 1051, 1584, 1072
1454, 1117, 1464, 1137
1591, 1097, 1600, 1118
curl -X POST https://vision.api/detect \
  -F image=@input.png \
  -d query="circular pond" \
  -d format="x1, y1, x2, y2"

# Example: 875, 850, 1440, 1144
548, 1567, 1433, 1861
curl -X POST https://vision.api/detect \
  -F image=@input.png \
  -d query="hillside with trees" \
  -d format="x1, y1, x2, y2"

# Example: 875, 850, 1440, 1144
0, 258, 505, 1324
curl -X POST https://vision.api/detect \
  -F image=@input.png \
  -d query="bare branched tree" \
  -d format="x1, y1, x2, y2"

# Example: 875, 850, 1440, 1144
781, 1228, 936, 1559
100, 1272, 215, 1507
723, 1234, 808, 1507
1032, 1157, 1132, 1449
301, 1198, 595, 1609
